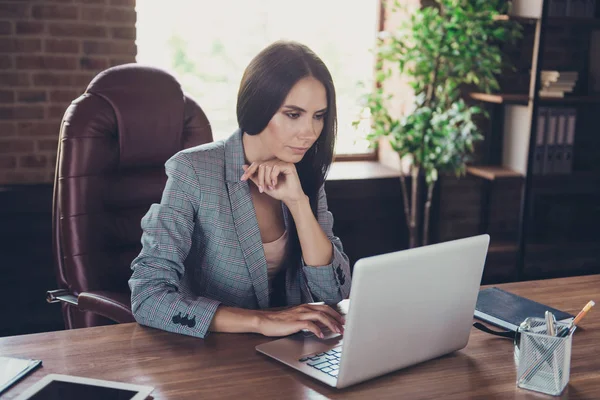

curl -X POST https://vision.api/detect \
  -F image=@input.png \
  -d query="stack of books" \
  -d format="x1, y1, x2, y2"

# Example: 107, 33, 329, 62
539, 70, 579, 98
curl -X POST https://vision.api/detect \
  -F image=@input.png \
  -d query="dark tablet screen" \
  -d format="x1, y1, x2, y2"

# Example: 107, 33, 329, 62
26, 380, 139, 400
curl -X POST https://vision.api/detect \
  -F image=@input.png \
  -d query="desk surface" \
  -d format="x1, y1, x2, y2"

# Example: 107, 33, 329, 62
2, 275, 599, 400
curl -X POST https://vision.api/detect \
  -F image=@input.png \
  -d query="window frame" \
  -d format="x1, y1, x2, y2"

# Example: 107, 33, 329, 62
333, 0, 385, 162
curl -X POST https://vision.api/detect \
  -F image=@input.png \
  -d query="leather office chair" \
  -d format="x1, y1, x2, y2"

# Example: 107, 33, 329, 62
47, 64, 212, 329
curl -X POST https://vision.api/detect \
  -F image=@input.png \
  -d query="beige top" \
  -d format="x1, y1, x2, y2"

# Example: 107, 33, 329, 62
263, 230, 288, 293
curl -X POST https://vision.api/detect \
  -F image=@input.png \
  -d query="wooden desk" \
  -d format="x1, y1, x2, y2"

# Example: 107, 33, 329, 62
2, 275, 599, 399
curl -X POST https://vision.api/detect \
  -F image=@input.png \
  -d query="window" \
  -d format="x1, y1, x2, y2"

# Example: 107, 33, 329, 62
136, 0, 379, 155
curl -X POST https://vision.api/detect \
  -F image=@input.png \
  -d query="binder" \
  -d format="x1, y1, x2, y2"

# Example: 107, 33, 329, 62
567, 0, 586, 16
551, 0, 568, 16
585, 0, 597, 17
533, 107, 548, 175
563, 108, 577, 174
554, 109, 567, 174
474, 287, 574, 332
543, 108, 559, 175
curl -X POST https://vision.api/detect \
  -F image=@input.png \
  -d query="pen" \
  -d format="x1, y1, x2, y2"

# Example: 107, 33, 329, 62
545, 310, 555, 336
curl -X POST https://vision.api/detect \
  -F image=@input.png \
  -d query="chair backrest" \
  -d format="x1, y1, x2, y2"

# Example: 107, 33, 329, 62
52, 64, 212, 327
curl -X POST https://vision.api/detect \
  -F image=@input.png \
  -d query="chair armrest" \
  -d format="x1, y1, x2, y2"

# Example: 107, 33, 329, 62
77, 291, 135, 324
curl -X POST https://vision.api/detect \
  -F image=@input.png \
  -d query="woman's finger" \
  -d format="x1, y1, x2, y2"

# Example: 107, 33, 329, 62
271, 165, 280, 187
241, 162, 256, 181
303, 304, 345, 326
258, 164, 265, 193
299, 311, 342, 334
298, 320, 323, 339
265, 165, 274, 190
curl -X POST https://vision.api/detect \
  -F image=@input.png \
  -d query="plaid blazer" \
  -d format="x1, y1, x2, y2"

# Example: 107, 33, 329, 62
129, 129, 351, 338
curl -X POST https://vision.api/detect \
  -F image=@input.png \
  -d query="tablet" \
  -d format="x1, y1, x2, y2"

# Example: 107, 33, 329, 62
14, 374, 153, 400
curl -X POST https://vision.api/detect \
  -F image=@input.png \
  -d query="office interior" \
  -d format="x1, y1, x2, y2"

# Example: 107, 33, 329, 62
0, 1, 599, 396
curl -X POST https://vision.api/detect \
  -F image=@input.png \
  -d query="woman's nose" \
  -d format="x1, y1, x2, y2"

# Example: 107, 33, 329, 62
300, 119, 319, 139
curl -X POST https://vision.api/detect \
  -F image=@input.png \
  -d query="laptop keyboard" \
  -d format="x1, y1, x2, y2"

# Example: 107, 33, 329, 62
298, 346, 342, 377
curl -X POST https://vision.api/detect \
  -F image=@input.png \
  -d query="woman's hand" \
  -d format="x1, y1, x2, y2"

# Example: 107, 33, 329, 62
241, 160, 306, 205
256, 303, 345, 338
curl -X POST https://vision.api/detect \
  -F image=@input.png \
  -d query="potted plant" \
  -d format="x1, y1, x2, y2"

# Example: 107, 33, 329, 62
356, 0, 521, 248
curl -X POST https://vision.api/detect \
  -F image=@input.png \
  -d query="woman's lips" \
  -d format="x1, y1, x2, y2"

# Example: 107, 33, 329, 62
289, 146, 309, 154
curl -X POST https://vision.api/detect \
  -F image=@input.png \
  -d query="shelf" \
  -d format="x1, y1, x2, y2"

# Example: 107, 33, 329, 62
494, 15, 600, 28
468, 92, 600, 105
489, 240, 519, 254
487, 239, 599, 257
531, 171, 600, 193
327, 161, 400, 181
466, 166, 524, 181
526, 240, 600, 254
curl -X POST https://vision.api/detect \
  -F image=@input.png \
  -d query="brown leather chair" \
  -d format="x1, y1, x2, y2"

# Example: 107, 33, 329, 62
47, 64, 212, 329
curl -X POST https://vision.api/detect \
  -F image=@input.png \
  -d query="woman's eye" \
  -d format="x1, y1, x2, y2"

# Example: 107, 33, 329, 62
286, 112, 300, 119
314, 114, 325, 120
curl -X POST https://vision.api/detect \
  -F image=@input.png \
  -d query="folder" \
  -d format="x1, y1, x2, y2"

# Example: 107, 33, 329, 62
474, 287, 574, 332
542, 108, 559, 175
550, 0, 568, 16
586, 0, 597, 17
554, 109, 567, 174
533, 107, 548, 175
562, 108, 576, 174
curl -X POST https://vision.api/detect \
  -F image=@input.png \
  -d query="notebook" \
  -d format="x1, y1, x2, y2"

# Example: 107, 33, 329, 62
474, 287, 574, 331
0, 357, 42, 395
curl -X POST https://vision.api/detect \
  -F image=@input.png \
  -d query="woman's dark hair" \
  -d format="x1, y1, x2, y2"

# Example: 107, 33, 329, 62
237, 41, 337, 305
237, 40, 337, 197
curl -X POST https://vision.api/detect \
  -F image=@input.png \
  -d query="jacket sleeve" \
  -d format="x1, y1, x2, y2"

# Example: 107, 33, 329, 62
129, 152, 220, 339
301, 185, 352, 305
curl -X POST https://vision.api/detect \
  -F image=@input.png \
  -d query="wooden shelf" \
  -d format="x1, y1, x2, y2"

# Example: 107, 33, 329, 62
469, 92, 600, 105
489, 240, 519, 254
531, 171, 600, 193
327, 161, 400, 181
466, 166, 524, 181
526, 240, 600, 254
494, 15, 600, 28
493, 14, 535, 22
487, 239, 599, 256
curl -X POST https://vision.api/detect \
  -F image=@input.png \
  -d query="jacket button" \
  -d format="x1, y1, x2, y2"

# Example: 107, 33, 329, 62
181, 314, 190, 326
172, 312, 182, 324
336, 268, 345, 285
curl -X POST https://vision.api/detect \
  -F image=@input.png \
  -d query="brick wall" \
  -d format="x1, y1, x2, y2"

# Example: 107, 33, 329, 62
0, 0, 136, 185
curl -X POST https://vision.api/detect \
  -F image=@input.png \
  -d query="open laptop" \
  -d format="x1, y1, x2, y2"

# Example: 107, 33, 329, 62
256, 234, 490, 388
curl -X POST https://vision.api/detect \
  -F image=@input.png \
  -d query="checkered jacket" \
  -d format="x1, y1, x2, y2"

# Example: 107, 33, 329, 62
129, 129, 352, 338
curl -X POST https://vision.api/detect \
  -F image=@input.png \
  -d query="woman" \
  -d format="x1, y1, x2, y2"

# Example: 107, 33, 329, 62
129, 40, 351, 339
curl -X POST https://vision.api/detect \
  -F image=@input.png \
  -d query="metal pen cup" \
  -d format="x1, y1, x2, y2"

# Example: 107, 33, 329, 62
514, 317, 574, 396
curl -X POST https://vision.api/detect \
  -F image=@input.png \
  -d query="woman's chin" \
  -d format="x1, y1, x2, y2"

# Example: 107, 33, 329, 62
278, 153, 305, 164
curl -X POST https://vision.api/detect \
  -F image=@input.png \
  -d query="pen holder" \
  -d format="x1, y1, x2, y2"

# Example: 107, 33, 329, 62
514, 317, 574, 396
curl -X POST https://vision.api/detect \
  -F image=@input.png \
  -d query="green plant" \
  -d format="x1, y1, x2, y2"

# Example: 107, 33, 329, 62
356, 0, 521, 248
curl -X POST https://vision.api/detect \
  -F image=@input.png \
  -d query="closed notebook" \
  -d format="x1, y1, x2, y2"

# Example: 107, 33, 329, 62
474, 287, 574, 331
0, 356, 42, 395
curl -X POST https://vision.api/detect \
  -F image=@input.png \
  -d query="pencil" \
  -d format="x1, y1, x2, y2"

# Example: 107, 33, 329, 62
570, 300, 595, 327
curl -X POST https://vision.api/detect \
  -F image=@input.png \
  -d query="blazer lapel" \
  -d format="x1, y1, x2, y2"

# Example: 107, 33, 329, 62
224, 130, 269, 309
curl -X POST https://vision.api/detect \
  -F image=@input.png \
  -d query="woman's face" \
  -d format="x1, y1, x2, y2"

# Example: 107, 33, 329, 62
258, 76, 328, 163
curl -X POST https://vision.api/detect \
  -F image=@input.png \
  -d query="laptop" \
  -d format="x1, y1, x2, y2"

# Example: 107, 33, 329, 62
256, 234, 490, 388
